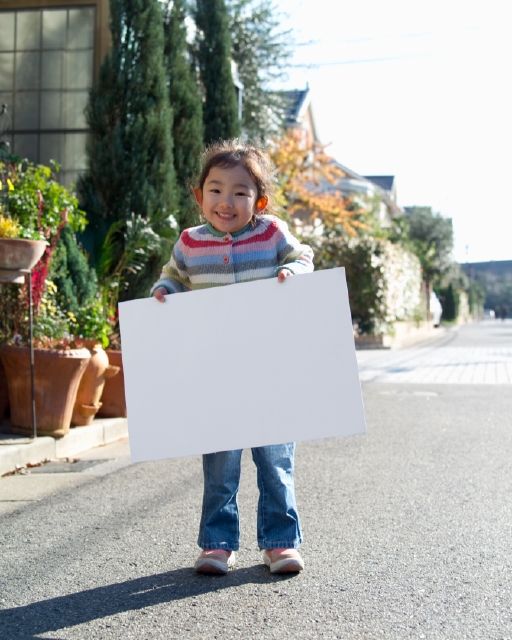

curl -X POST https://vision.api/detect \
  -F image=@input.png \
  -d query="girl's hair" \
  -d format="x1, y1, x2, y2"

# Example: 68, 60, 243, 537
195, 139, 278, 218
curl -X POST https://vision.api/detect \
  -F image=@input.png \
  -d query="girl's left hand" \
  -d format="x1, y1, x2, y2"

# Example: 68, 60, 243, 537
277, 269, 293, 283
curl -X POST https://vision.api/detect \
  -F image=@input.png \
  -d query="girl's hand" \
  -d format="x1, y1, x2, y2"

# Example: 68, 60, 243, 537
153, 287, 169, 303
277, 269, 293, 283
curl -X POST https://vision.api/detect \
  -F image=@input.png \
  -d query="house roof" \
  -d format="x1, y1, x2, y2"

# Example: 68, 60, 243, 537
333, 164, 402, 216
280, 88, 311, 127
363, 175, 395, 193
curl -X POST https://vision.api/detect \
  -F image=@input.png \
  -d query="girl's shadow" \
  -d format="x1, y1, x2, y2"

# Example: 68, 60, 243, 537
0, 563, 299, 639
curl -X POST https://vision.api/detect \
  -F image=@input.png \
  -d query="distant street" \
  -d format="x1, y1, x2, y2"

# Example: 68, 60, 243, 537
357, 319, 512, 384
1, 321, 511, 639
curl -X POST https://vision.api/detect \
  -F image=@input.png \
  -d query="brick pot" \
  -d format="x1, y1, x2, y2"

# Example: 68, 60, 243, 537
0, 357, 8, 421
97, 350, 127, 418
72, 341, 120, 426
0, 345, 91, 437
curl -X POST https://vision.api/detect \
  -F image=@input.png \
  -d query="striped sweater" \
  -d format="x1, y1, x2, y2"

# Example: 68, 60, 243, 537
150, 215, 314, 295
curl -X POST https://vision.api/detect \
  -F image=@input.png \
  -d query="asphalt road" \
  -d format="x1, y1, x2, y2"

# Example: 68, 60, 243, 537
1, 321, 511, 639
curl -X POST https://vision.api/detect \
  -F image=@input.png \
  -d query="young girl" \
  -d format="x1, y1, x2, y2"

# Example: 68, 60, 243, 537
151, 139, 314, 575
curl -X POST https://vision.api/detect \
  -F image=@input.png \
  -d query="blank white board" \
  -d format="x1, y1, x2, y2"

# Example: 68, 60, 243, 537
119, 267, 366, 462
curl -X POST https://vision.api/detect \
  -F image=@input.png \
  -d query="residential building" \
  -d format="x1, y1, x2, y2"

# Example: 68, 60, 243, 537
280, 86, 401, 231
282, 85, 318, 148
0, 0, 110, 186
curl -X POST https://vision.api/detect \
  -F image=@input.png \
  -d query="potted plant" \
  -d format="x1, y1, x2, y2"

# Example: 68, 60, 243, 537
0, 280, 91, 437
71, 295, 120, 426
0, 158, 90, 437
0, 214, 47, 283
96, 211, 178, 419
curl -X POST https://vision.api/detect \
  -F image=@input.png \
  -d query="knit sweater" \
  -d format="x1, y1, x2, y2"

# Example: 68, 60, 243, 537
150, 215, 314, 295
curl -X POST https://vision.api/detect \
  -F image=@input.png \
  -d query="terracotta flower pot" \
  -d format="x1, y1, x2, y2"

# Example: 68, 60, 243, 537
0, 345, 91, 437
72, 340, 120, 426
97, 350, 127, 418
0, 238, 47, 283
0, 357, 9, 421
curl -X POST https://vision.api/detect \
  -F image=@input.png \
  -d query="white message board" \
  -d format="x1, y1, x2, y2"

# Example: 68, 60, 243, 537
118, 268, 366, 462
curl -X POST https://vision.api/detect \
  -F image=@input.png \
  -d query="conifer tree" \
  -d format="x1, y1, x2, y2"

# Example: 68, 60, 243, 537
195, 0, 241, 144
82, 0, 177, 265
51, 226, 98, 315
164, 0, 204, 231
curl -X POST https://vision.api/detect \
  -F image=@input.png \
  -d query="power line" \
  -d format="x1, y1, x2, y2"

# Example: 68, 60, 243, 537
293, 23, 491, 48
289, 51, 445, 68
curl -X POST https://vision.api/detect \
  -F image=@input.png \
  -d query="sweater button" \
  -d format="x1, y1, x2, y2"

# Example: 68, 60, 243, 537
223, 256, 229, 264
223, 235, 231, 242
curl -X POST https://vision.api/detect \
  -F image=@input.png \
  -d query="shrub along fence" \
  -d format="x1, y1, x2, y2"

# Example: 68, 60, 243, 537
309, 234, 423, 336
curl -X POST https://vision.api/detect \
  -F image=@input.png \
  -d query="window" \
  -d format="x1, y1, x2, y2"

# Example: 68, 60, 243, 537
0, 7, 95, 187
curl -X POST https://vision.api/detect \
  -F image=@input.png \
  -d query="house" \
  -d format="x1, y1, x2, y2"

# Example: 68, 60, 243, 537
281, 85, 318, 148
279, 86, 401, 231
334, 166, 401, 227
0, 0, 110, 186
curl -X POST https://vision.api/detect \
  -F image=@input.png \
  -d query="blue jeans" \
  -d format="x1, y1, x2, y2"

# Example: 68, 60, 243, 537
198, 443, 302, 551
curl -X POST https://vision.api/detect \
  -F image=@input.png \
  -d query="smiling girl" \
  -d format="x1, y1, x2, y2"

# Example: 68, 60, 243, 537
151, 139, 314, 574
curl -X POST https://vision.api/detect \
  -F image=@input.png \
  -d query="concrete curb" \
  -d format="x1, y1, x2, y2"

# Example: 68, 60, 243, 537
0, 418, 128, 476
355, 325, 449, 350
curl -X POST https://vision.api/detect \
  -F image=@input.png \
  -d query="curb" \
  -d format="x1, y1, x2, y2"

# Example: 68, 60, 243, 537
0, 418, 128, 476
355, 326, 449, 350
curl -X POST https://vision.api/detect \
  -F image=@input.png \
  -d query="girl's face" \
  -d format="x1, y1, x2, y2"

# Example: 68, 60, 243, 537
194, 165, 267, 234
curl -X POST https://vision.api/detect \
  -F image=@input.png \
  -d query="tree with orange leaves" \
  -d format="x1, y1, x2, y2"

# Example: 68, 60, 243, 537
269, 129, 368, 236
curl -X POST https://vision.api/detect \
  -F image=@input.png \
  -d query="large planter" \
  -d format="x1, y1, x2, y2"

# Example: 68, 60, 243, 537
0, 358, 8, 421
0, 345, 91, 437
97, 350, 127, 418
0, 238, 47, 283
72, 341, 120, 426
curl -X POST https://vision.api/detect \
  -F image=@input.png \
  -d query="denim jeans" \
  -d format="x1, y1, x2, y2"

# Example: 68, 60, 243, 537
198, 443, 302, 551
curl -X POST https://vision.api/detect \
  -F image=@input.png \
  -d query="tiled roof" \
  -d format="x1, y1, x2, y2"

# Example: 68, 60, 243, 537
279, 89, 310, 126
363, 176, 395, 192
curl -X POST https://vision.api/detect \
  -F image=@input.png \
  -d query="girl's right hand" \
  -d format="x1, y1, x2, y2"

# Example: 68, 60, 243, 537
153, 287, 169, 303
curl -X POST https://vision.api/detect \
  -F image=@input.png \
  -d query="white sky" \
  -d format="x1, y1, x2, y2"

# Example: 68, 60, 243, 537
276, 0, 512, 263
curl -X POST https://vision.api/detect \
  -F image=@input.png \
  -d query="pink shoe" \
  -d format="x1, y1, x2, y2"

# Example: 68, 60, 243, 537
263, 548, 304, 573
194, 549, 235, 574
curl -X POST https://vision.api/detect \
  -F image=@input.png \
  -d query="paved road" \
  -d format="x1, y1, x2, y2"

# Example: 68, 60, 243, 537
357, 319, 512, 384
1, 321, 511, 639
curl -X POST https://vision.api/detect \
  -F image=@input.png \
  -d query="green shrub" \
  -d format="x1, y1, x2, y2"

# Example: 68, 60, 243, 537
1, 160, 86, 240
437, 283, 459, 321
309, 233, 422, 334
50, 226, 98, 316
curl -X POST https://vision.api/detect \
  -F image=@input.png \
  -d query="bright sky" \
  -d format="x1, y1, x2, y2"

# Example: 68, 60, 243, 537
277, 0, 512, 263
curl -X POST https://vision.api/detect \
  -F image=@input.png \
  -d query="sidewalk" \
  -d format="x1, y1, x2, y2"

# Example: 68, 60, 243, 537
0, 417, 128, 477
355, 323, 448, 350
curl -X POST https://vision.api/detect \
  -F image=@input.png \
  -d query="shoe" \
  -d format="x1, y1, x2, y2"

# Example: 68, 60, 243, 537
263, 548, 304, 573
194, 549, 235, 574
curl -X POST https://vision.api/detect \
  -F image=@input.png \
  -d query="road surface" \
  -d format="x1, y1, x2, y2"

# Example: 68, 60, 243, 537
0, 320, 511, 639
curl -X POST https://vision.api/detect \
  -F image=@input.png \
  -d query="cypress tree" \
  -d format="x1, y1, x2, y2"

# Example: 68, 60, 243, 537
195, 0, 241, 144
51, 226, 98, 315
164, 0, 204, 231
81, 0, 177, 264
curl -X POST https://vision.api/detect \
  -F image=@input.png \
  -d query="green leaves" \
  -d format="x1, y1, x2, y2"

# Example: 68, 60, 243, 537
403, 206, 454, 284
163, 0, 204, 232
310, 233, 422, 335
74, 296, 111, 348
1, 160, 86, 240
228, 0, 292, 141
82, 0, 178, 286
100, 208, 178, 307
